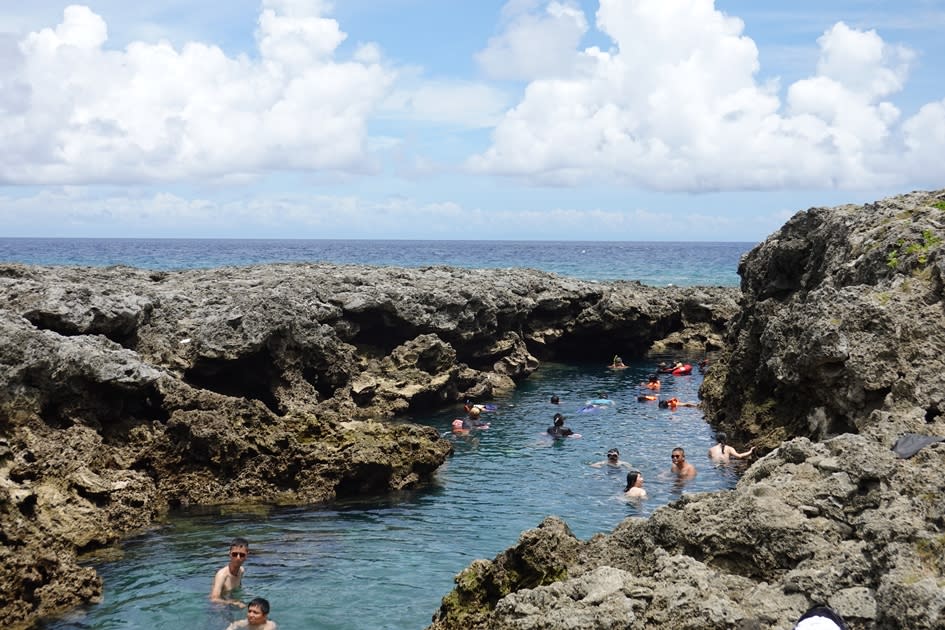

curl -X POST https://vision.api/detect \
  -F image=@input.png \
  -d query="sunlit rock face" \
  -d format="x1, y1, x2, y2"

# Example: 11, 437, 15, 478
428, 190, 945, 630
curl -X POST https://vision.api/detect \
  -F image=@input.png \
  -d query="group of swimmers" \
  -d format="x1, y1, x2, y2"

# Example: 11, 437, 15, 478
210, 538, 277, 629
587, 436, 754, 501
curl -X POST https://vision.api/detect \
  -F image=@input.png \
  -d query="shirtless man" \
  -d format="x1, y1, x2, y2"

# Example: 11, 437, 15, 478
670, 447, 697, 478
211, 537, 249, 607
708, 432, 754, 463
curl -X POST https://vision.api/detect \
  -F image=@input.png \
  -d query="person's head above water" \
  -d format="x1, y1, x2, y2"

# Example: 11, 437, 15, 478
716, 431, 728, 446
607, 448, 619, 461
624, 470, 642, 491
553, 413, 565, 426
550, 394, 560, 404
469, 407, 481, 417
658, 399, 669, 408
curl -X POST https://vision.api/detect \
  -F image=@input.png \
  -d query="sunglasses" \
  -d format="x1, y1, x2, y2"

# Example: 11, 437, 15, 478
230, 551, 247, 558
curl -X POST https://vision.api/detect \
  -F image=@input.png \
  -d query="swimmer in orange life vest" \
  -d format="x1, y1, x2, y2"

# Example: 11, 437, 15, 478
644, 374, 660, 390
658, 397, 699, 409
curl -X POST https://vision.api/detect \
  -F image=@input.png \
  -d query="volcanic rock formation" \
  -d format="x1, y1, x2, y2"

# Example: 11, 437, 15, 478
428, 189, 945, 630
0, 262, 736, 627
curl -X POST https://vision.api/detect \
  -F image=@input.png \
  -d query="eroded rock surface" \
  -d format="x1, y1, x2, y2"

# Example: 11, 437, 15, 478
428, 190, 945, 630
0, 262, 736, 628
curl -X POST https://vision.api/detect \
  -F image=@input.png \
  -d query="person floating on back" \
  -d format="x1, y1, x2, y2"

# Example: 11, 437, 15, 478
211, 537, 249, 607
225, 597, 278, 630
658, 397, 699, 409
708, 431, 754, 463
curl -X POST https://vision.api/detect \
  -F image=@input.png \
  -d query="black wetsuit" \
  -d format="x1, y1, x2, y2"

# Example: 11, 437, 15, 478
547, 425, 574, 438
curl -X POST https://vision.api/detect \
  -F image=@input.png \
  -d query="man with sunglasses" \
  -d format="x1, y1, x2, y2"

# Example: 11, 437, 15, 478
670, 447, 697, 479
589, 448, 632, 470
211, 537, 250, 607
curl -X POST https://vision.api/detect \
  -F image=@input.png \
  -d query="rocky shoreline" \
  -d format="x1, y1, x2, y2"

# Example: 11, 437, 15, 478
427, 189, 945, 629
0, 261, 736, 627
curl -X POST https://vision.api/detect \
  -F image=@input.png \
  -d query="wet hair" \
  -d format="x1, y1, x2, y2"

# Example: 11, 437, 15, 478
717, 432, 728, 448
248, 597, 270, 615
672, 447, 685, 458
658, 400, 669, 408
648, 374, 659, 382
553, 413, 565, 426
624, 470, 641, 492
550, 394, 560, 404
607, 448, 619, 457
469, 407, 481, 417
230, 537, 249, 549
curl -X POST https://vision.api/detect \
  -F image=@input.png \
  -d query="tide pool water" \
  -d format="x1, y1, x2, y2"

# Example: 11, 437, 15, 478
44, 358, 747, 630
0, 238, 754, 286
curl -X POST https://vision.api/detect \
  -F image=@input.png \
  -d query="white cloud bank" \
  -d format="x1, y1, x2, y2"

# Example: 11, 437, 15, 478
0, 0, 943, 199
0, 1, 393, 185
469, 0, 945, 191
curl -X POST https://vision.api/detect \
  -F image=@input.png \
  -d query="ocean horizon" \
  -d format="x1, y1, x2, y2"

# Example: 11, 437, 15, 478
0, 237, 756, 287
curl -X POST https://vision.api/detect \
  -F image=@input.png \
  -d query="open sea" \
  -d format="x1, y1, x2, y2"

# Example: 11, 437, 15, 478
5, 238, 758, 630
0, 238, 754, 286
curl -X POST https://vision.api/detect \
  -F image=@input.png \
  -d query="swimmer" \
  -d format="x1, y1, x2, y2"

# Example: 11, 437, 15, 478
590, 448, 632, 469
670, 447, 697, 478
644, 374, 660, 390
586, 392, 614, 406
211, 537, 249, 607
547, 413, 576, 438
452, 407, 489, 431
623, 470, 647, 498
225, 597, 277, 630
550, 394, 560, 404
610, 355, 626, 369
708, 432, 754, 463
658, 397, 699, 409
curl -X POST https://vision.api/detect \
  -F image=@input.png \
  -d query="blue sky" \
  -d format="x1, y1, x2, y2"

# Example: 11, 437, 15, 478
1, 0, 943, 242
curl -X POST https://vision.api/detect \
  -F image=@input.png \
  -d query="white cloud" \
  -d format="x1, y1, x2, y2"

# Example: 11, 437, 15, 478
476, 0, 589, 80
469, 0, 945, 191
0, 2, 393, 185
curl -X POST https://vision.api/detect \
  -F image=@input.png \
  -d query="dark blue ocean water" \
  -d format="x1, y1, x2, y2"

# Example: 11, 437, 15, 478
0, 238, 754, 286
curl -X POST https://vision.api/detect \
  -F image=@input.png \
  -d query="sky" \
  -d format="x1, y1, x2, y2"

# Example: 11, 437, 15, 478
1, 0, 944, 242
